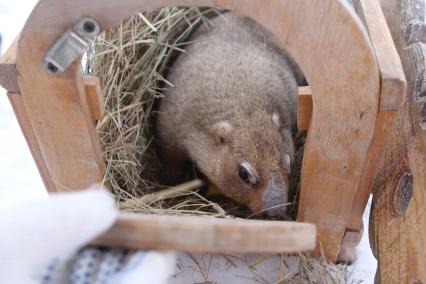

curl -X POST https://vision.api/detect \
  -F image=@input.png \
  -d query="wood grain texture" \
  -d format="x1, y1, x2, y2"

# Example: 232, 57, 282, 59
347, 111, 399, 231
16, 49, 105, 191
297, 86, 312, 132
371, 0, 426, 282
371, 43, 426, 284
348, 0, 407, 232
0, 36, 19, 93
354, 0, 406, 111
94, 214, 317, 253
14, 0, 379, 258
1, 35, 55, 191
7, 93, 56, 191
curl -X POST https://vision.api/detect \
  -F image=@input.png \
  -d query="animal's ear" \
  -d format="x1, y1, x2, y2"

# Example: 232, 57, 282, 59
209, 121, 232, 145
272, 112, 280, 128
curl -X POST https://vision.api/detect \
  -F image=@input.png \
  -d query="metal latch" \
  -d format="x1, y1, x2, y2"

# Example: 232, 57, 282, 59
43, 16, 100, 73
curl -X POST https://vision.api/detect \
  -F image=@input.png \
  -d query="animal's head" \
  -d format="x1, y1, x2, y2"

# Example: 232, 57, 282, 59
194, 112, 294, 217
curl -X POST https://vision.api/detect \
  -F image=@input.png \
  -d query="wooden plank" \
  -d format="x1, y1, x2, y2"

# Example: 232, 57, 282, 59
347, 111, 398, 230
2, 33, 56, 192
297, 86, 312, 132
348, 0, 407, 232
354, 0, 406, 111
370, 0, 426, 282
83, 76, 104, 121
94, 214, 317, 253
14, 0, 379, 259
7, 93, 55, 191
0, 36, 19, 93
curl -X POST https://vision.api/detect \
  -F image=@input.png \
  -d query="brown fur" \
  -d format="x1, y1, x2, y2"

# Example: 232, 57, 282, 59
156, 13, 299, 216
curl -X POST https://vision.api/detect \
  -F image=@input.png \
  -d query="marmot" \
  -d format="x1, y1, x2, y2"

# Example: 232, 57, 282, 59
156, 13, 301, 217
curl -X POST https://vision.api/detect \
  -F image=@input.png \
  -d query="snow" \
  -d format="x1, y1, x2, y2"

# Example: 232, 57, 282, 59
169, 199, 377, 283
0, 1, 376, 282
352, 197, 377, 283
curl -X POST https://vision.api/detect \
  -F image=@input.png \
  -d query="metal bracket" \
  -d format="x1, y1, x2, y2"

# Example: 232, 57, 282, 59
43, 16, 100, 73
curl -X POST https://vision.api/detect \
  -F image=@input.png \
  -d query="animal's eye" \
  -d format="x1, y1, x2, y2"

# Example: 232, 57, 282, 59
239, 166, 249, 182
238, 162, 259, 185
219, 136, 225, 144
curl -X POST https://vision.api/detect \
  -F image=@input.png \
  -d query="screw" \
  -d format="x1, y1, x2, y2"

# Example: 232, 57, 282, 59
46, 62, 58, 73
83, 20, 96, 33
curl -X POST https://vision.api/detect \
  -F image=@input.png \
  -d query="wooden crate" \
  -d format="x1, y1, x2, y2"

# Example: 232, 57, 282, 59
0, 0, 405, 264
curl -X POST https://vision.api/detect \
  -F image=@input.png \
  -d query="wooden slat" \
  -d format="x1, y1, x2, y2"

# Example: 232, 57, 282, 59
2, 35, 53, 192
94, 214, 317, 253
7, 92, 55, 191
13, 0, 379, 260
348, 0, 407, 232
348, 111, 397, 230
1, 46, 105, 193
297, 86, 312, 132
354, 0, 406, 111
0, 36, 19, 93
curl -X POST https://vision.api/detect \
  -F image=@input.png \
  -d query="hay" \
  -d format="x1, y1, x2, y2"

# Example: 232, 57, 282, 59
173, 252, 359, 283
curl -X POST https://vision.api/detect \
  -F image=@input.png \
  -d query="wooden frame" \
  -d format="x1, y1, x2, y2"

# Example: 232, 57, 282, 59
0, 0, 405, 261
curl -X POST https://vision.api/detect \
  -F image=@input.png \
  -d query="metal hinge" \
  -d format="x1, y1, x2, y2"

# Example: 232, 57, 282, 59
43, 16, 100, 73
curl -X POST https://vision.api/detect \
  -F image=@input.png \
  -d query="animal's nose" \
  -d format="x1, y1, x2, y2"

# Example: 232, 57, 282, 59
262, 172, 288, 217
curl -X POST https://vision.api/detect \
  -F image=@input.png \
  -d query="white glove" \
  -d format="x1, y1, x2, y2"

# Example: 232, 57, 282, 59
0, 185, 176, 284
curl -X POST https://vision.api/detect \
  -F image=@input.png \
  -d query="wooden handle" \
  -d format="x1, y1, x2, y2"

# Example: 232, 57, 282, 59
93, 214, 317, 253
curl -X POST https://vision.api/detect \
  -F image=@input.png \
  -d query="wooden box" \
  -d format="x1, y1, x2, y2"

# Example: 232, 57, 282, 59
0, 0, 406, 264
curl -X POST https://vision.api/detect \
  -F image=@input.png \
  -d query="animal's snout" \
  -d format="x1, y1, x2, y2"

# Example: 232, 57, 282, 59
262, 172, 288, 217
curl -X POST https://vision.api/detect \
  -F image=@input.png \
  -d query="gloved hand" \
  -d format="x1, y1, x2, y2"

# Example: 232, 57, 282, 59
0, 185, 176, 284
